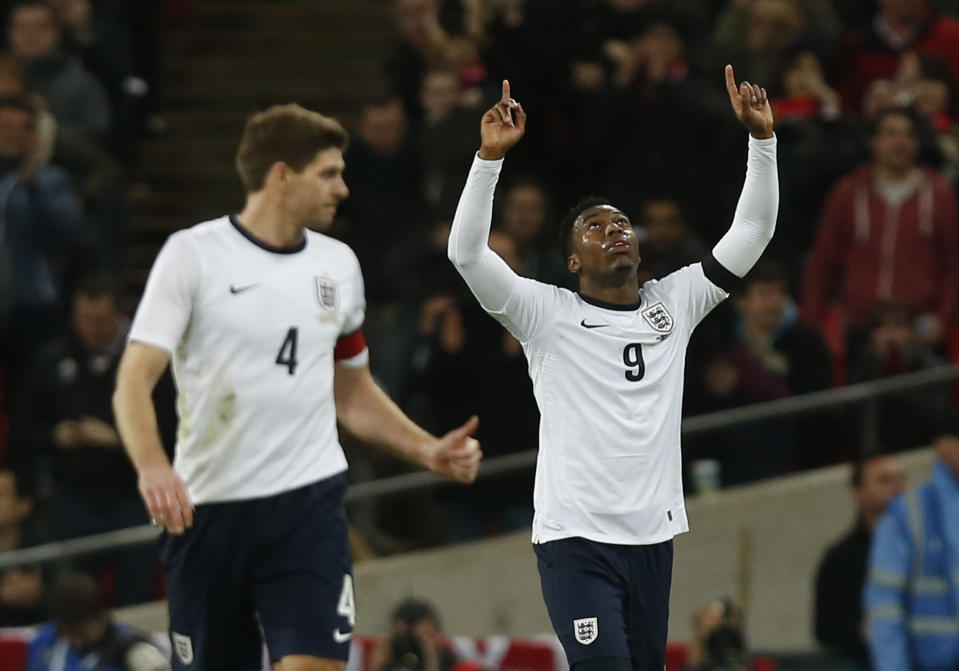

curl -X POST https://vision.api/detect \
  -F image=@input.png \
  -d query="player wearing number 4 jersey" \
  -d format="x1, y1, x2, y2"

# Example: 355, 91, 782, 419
113, 105, 482, 671
449, 67, 778, 671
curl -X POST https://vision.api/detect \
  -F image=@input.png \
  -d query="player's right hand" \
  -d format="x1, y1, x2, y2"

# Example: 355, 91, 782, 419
478, 80, 526, 161
138, 463, 194, 535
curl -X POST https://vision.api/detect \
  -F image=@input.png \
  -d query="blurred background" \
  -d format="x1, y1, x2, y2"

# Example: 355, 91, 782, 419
1, 0, 959, 669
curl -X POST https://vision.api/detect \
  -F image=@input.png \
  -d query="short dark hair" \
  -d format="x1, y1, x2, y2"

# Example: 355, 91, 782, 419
391, 598, 440, 628
737, 260, 788, 295
868, 106, 921, 138
557, 196, 616, 259
49, 571, 104, 626
74, 272, 121, 301
235, 103, 348, 193
850, 453, 894, 488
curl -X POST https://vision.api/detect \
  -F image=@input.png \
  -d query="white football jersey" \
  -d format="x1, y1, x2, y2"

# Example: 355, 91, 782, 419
129, 215, 367, 504
489, 265, 727, 545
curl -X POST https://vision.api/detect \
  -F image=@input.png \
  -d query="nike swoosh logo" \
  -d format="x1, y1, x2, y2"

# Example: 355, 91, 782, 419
333, 628, 353, 643
229, 284, 258, 294
580, 320, 608, 329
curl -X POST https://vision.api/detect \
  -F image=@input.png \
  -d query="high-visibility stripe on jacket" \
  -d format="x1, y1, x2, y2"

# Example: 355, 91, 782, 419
865, 460, 959, 671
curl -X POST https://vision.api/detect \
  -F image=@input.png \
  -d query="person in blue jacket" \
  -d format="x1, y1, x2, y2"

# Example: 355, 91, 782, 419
864, 420, 959, 671
25, 571, 168, 671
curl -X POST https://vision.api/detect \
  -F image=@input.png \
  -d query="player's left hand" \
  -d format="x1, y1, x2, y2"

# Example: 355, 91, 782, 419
725, 64, 774, 139
427, 415, 482, 484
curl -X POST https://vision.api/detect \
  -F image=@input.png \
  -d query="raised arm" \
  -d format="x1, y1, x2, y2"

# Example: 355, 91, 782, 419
710, 65, 779, 279
448, 80, 528, 312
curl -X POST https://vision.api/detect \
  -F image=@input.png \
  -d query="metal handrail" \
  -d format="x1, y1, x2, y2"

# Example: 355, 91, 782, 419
1, 363, 957, 570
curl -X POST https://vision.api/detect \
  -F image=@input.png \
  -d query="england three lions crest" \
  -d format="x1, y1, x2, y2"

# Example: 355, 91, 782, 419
573, 617, 598, 645
642, 301, 674, 333
315, 276, 339, 313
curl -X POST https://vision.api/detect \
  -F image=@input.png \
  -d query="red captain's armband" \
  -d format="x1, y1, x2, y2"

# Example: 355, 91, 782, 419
334, 329, 367, 361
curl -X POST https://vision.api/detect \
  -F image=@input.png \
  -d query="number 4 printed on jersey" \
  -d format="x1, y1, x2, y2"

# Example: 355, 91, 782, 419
276, 327, 299, 375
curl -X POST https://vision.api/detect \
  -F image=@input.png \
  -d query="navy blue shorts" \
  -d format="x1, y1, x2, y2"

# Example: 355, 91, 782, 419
534, 537, 673, 671
161, 473, 354, 671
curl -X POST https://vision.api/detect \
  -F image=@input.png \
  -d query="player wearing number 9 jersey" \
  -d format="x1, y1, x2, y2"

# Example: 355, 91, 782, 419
113, 104, 482, 671
449, 69, 778, 671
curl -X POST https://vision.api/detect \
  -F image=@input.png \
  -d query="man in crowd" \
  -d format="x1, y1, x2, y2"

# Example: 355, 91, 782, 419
14, 273, 174, 606
801, 107, 959, 346
865, 421, 959, 671
814, 455, 905, 667
25, 571, 169, 671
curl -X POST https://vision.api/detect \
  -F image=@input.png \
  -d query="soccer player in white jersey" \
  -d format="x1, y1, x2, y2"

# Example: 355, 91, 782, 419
448, 67, 778, 671
112, 104, 482, 671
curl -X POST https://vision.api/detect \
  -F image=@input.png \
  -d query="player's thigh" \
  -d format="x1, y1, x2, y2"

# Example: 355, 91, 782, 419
162, 503, 262, 671
274, 655, 346, 671
534, 537, 631, 666
254, 476, 354, 663
624, 540, 673, 671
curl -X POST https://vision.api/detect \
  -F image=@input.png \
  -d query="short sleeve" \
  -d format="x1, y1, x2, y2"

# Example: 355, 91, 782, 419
492, 276, 566, 344
654, 262, 729, 331
341, 251, 366, 335
128, 231, 201, 353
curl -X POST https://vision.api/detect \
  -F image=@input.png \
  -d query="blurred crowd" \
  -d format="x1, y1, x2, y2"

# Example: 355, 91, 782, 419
0, 0, 185, 633
0, 0, 957, 653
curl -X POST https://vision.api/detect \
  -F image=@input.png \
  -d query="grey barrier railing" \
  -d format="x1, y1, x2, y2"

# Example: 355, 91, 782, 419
1, 363, 958, 571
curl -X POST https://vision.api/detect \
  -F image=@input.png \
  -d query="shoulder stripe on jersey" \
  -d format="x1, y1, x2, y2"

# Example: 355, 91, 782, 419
701, 252, 739, 293
229, 215, 306, 254
334, 329, 367, 361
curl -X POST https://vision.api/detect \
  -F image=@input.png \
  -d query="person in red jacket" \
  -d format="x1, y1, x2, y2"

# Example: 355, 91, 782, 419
801, 106, 959, 344
839, 0, 959, 116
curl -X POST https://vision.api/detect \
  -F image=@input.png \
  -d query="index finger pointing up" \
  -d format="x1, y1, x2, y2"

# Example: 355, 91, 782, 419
724, 64, 738, 100
502, 79, 511, 104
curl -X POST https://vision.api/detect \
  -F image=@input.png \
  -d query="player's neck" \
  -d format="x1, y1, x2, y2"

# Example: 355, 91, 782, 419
578, 274, 640, 307
237, 195, 305, 249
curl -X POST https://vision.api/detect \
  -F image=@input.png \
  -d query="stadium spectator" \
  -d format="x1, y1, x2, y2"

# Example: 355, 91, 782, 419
864, 420, 959, 671
12, 274, 175, 606
575, 15, 734, 233
765, 50, 863, 278
635, 196, 706, 284
0, 60, 125, 269
732, 261, 832, 397
712, 0, 841, 91
369, 598, 465, 671
848, 299, 950, 451
385, 0, 484, 122
495, 178, 569, 287
7, 0, 112, 141
341, 95, 427, 303
814, 454, 905, 668
838, 0, 959, 117
683, 598, 749, 671
408, 232, 536, 541
687, 261, 832, 485
49, 0, 146, 152
24, 571, 170, 671
800, 107, 959, 343
0, 466, 46, 626
417, 68, 482, 219
478, 0, 573, 176
0, 94, 83, 388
